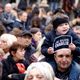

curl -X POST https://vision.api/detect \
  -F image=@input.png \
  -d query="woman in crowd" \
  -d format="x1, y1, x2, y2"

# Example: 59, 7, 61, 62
24, 62, 59, 80
30, 28, 45, 62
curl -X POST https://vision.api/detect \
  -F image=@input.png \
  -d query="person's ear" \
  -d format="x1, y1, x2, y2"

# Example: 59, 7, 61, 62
11, 51, 16, 56
54, 54, 56, 60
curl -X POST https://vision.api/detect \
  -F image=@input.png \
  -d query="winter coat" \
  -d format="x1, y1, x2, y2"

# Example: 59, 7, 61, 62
1, 55, 28, 80
51, 61, 80, 80
41, 29, 80, 63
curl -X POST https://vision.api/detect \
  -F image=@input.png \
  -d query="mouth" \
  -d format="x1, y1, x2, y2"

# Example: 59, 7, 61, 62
63, 29, 67, 32
61, 62, 68, 65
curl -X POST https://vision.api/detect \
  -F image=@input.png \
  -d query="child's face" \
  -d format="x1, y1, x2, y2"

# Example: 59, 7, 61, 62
56, 23, 70, 35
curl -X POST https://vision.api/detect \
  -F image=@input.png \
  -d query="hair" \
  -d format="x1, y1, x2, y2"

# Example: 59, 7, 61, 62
30, 28, 41, 34
0, 33, 17, 47
10, 27, 23, 37
17, 11, 24, 18
32, 7, 39, 16
5, 3, 12, 10
53, 8, 65, 14
9, 42, 26, 56
45, 23, 53, 34
0, 22, 6, 36
52, 13, 69, 21
24, 62, 54, 80
31, 16, 41, 28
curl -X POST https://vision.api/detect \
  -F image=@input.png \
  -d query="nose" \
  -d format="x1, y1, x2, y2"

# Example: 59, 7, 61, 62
62, 56, 67, 61
22, 50, 25, 55
63, 25, 67, 28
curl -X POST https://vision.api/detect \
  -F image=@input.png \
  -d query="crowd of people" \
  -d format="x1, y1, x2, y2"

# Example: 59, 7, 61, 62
0, 0, 80, 80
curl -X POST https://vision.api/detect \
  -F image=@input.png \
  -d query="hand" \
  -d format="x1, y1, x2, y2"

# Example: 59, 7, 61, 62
30, 54, 37, 62
47, 47, 54, 54
69, 43, 76, 51
54, 77, 60, 80
8, 74, 12, 79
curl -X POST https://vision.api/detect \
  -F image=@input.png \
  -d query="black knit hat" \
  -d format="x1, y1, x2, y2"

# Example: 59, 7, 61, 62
52, 16, 69, 29
53, 35, 72, 51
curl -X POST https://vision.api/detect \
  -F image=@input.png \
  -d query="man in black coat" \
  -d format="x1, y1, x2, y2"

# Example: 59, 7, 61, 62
18, 31, 36, 65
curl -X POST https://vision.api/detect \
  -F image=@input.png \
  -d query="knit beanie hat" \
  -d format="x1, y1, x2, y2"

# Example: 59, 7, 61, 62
52, 13, 69, 29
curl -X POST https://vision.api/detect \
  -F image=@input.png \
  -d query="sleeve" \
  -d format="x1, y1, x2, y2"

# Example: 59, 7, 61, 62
41, 32, 53, 57
11, 73, 25, 80
71, 31, 80, 55
1, 13, 14, 24
1, 60, 10, 80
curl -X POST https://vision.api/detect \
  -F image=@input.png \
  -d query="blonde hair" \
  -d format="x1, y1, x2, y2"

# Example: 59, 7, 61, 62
24, 62, 54, 80
0, 33, 17, 47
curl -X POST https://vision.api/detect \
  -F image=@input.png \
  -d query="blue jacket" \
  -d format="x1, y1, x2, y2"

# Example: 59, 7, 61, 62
51, 61, 80, 80
1, 12, 15, 32
69, 61, 80, 80
12, 20, 30, 31
41, 29, 80, 62
25, 45, 36, 65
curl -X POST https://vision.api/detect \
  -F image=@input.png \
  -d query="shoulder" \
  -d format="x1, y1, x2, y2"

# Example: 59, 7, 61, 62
45, 30, 55, 38
30, 45, 36, 51
69, 61, 80, 79
1, 58, 10, 69
67, 29, 79, 39
67, 29, 77, 35
73, 62, 80, 70
2, 12, 6, 15
71, 61, 80, 72
1, 55, 13, 65
21, 60, 29, 68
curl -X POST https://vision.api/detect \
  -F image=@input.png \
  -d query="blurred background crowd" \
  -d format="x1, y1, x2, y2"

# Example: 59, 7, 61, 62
0, 0, 80, 80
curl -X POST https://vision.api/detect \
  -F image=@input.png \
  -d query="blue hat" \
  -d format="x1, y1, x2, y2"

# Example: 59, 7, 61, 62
53, 35, 72, 51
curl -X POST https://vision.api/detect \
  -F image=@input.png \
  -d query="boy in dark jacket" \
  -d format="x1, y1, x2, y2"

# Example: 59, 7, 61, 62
41, 13, 80, 63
